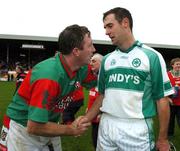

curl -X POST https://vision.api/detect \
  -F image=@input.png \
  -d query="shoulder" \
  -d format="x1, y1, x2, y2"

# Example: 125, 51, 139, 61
31, 57, 64, 83
101, 51, 116, 64
138, 43, 162, 59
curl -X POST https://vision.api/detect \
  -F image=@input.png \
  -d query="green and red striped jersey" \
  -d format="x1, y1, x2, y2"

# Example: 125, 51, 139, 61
7, 52, 97, 126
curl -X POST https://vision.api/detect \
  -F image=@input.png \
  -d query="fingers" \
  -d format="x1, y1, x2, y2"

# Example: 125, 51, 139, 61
77, 116, 91, 130
85, 108, 88, 113
70, 116, 91, 137
156, 139, 170, 151
72, 116, 84, 128
77, 116, 89, 127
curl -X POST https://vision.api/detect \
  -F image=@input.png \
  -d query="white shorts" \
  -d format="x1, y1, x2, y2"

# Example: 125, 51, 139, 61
7, 120, 61, 151
96, 113, 155, 151
0, 125, 8, 151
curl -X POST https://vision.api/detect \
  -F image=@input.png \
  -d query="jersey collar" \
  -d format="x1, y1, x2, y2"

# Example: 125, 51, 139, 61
116, 40, 142, 53
59, 53, 77, 79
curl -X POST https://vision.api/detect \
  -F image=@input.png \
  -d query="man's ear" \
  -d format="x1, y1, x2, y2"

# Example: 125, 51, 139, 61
72, 48, 80, 57
122, 17, 129, 28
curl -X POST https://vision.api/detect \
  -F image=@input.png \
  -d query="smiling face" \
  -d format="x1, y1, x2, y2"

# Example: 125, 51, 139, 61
172, 61, 180, 72
76, 33, 96, 66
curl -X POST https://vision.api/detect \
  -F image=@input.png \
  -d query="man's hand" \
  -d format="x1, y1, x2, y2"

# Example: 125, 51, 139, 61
69, 116, 91, 137
156, 139, 170, 151
77, 116, 90, 128
168, 97, 173, 105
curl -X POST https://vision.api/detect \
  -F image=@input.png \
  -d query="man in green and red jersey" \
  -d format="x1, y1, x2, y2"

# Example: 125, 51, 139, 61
5, 24, 96, 151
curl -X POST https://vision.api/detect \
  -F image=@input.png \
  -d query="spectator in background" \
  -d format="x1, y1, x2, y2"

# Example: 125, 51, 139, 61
167, 57, 180, 138
87, 53, 103, 150
62, 86, 84, 124
14, 65, 27, 93
0, 60, 8, 81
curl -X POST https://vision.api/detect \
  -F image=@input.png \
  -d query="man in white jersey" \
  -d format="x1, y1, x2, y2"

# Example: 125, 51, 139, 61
79, 7, 174, 151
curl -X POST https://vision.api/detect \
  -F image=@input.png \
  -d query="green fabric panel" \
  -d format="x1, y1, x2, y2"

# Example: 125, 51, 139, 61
145, 118, 155, 151
142, 75, 157, 117
7, 94, 29, 126
30, 56, 62, 84
106, 68, 148, 91
140, 47, 164, 100
140, 46, 164, 117
164, 80, 173, 91
98, 53, 110, 94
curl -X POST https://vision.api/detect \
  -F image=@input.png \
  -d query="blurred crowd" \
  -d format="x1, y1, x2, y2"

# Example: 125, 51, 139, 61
0, 60, 29, 81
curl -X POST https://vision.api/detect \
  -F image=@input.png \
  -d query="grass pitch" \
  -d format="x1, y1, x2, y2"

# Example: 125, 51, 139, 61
0, 81, 179, 151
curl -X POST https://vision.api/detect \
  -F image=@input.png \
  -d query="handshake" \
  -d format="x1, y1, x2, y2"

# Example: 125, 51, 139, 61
67, 116, 91, 137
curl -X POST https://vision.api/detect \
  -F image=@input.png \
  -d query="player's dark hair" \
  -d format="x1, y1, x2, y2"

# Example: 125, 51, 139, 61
58, 24, 91, 55
103, 7, 133, 31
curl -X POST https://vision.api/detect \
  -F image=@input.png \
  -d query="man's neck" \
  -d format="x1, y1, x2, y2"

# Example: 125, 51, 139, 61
63, 55, 80, 72
118, 36, 135, 52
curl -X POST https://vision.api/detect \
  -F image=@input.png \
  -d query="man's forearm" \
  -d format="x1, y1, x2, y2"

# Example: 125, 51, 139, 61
85, 94, 103, 122
157, 97, 170, 140
27, 120, 86, 137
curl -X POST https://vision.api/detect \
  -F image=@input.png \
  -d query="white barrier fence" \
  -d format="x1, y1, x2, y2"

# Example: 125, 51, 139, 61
0, 71, 16, 81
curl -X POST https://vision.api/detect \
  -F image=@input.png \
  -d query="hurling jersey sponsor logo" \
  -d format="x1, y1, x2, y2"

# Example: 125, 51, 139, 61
120, 56, 128, 59
49, 95, 73, 112
75, 81, 81, 88
69, 80, 75, 85
110, 59, 116, 66
132, 58, 141, 68
55, 96, 72, 110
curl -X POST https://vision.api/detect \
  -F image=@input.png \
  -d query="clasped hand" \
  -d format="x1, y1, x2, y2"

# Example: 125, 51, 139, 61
70, 116, 91, 137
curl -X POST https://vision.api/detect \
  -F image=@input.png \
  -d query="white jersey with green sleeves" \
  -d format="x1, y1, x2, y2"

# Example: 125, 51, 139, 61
98, 41, 174, 119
